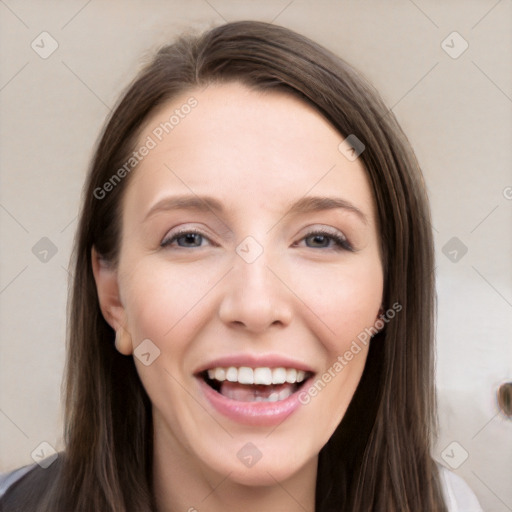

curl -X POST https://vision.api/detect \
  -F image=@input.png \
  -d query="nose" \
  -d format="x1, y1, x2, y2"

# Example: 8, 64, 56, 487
218, 249, 293, 333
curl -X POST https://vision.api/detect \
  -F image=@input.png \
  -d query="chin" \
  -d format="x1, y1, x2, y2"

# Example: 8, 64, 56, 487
221, 459, 308, 487
197, 439, 317, 487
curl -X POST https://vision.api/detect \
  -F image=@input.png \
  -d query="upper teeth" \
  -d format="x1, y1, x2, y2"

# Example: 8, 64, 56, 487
206, 367, 307, 385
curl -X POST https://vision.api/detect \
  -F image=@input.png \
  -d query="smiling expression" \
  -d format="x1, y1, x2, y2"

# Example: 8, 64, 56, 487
94, 81, 384, 486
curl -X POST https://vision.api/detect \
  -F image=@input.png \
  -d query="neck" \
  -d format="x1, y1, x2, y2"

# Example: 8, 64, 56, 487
152, 423, 317, 512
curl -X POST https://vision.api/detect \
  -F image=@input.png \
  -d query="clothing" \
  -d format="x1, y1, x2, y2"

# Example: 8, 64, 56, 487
438, 464, 484, 512
0, 461, 484, 510
0, 464, 34, 498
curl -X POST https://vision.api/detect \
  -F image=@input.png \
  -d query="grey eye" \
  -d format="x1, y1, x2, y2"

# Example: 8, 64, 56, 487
161, 230, 207, 248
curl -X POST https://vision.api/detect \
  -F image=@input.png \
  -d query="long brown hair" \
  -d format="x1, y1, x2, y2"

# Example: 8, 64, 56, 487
2, 21, 446, 511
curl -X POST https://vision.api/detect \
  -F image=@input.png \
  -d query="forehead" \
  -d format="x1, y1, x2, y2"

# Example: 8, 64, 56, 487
123, 81, 376, 223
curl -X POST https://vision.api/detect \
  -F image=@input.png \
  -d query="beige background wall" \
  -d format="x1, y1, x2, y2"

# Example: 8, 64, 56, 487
1, 1, 511, 510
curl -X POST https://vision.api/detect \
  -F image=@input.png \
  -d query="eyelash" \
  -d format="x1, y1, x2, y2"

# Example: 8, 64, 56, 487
161, 227, 353, 252
297, 228, 353, 252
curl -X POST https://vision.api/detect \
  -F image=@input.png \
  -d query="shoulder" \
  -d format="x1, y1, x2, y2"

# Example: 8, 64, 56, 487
437, 463, 484, 512
0, 457, 62, 511
0, 464, 36, 498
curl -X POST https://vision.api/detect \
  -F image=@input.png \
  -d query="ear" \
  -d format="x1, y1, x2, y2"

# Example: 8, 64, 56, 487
91, 246, 133, 355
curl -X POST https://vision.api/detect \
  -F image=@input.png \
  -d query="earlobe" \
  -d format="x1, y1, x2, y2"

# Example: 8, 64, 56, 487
115, 326, 134, 356
91, 246, 133, 355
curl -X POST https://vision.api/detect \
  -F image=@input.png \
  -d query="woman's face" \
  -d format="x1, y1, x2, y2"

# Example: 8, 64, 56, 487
95, 82, 383, 486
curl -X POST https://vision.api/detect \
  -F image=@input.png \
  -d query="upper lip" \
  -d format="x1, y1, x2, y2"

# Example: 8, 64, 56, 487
194, 354, 316, 375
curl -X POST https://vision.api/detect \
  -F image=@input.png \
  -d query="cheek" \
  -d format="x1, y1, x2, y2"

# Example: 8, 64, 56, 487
120, 258, 222, 344
118, 260, 217, 430
291, 257, 383, 353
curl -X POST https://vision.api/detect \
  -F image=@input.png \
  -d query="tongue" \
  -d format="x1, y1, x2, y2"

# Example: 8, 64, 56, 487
219, 381, 295, 402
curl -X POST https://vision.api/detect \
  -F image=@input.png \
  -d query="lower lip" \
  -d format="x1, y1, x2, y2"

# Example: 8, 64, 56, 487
197, 377, 309, 426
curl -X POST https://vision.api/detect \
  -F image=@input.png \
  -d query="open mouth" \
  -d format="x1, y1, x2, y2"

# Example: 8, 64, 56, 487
199, 366, 314, 403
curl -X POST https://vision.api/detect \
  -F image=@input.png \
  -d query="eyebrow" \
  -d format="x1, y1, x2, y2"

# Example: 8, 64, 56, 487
286, 196, 368, 224
144, 194, 368, 224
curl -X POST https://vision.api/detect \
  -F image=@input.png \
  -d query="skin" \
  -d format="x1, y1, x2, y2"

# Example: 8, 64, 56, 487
92, 82, 384, 512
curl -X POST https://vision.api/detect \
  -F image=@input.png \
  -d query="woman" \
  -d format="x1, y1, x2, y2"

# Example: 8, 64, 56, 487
0, 20, 483, 511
